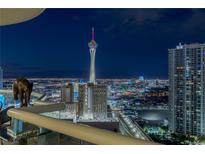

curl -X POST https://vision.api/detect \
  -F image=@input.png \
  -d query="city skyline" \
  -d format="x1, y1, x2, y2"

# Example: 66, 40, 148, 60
1, 8, 205, 145
1, 9, 205, 79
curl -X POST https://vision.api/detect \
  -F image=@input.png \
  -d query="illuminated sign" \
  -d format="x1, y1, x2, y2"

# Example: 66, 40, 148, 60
0, 94, 5, 110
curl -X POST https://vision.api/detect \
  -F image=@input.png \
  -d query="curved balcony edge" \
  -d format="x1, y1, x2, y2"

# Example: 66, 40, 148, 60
7, 105, 160, 145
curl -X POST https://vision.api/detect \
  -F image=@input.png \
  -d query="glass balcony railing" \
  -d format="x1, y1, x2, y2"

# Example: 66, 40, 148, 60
3, 103, 158, 145
0, 89, 158, 145
6, 124, 93, 145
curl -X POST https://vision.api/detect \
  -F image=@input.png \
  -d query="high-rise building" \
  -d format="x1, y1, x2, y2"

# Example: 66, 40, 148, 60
73, 82, 79, 103
61, 83, 74, 103
77, 84, 87, 117
169, 43, 205, 136
88, 27, 97, 84
87, 83, 107, 120
0, 67, 3, 89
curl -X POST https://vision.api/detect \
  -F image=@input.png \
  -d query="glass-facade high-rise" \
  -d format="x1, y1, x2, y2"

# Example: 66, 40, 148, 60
61, 83, 74, 103
169, 43, 205, 136
87, 83, 107, 120
77, 84, 87, 117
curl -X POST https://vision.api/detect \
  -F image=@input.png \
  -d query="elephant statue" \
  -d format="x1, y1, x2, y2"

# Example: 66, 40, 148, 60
12, 77, 33, 107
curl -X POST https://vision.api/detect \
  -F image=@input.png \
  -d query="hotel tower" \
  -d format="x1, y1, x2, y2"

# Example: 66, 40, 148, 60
169, 43, 205, 136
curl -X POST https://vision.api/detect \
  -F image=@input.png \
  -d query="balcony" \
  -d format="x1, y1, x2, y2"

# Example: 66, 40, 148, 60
0, 90, 159, 145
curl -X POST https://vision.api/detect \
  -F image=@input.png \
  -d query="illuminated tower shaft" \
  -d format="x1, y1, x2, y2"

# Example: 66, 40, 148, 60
89, 48, 96, 84
88, 27, 98, 84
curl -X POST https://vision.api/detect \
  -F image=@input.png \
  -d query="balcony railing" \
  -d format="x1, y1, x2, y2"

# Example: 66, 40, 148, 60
7, 103, 159, 145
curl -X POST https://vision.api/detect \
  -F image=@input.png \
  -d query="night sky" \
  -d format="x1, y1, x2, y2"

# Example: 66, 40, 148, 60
1, 9, 205, 79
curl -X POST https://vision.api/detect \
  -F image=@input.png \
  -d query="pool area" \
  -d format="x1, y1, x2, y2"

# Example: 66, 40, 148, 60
0, 89, 42, 110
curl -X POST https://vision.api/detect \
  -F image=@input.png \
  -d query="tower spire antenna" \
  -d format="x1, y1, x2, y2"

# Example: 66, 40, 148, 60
92, 27, 94, 41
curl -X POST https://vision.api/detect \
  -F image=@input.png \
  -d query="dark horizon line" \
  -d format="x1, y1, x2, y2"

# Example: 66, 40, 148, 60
3, 75, 168, 80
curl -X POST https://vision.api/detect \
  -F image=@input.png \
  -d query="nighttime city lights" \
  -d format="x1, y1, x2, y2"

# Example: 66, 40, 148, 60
1, 8, 205, 145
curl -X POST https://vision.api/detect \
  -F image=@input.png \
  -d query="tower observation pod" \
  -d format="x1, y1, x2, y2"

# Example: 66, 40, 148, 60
88, 27, 98, 84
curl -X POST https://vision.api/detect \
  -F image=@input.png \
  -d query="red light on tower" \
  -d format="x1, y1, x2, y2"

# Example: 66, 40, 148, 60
88, 27, 97, 48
